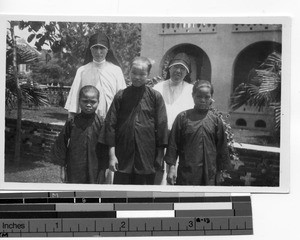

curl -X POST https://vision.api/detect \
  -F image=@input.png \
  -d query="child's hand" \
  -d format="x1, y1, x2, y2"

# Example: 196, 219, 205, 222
108, 147, 118, 172
167, 165, 177, 185
109, 156, 119, 172
60, 166, 66, 183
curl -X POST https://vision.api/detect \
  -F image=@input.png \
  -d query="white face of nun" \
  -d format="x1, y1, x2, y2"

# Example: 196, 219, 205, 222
169, 64, 188, 83
90, 45, 108, 62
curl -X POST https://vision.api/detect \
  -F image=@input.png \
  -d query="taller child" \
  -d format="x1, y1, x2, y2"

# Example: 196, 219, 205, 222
99, 57, 168, 185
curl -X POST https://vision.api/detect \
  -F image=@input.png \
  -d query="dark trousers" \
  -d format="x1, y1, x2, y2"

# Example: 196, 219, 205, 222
114, 171, 155, 185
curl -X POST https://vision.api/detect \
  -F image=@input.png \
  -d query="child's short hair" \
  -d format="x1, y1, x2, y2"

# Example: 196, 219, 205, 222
79, 85, 100, 100
131, 56, 152, 74
193, 80, 214, 96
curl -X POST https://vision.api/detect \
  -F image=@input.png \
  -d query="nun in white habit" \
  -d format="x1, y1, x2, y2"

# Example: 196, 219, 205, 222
65, 32, 126, 119
153, 52, 194, 185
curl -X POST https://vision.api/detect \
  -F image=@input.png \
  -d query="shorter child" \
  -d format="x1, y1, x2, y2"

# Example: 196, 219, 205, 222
99, 57, 168, 185
164, 80, 231, 186
52, 85, 108, 184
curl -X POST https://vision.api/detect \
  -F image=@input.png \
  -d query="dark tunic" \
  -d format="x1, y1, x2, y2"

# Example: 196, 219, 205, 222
164, 108, 231, 185
99, 85, 168, 175
52, 112, 108, 184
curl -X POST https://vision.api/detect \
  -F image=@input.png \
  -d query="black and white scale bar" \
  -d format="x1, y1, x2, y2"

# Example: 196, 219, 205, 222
0, 201, 242, 211
0, 192, 250, 204
0, 192, 253, 237
0, 216, 253, 235
0, 197, 251, 204
0, 211, 117, 219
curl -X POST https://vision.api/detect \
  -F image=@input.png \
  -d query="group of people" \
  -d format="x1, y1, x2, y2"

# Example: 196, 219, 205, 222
52, 32, 232, 186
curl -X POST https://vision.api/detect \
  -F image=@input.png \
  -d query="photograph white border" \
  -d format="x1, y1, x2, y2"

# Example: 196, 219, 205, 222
0, 14, 291, 193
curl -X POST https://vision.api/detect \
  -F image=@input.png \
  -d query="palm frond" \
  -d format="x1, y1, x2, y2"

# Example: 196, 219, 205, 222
6, 44, 39, 69
5, 88, 17, 111
258, 51, 281, 72
231, 83, 268, 110
6, 42, 49, 109
230, 84, 249, 110
270, 102, 281, 131
6, 81, 50, 109
231, 51, 281, 112
21, 84, 50, 107
246, 84, 270, 110
6, 76, 48, 108
258, 70, 281, 103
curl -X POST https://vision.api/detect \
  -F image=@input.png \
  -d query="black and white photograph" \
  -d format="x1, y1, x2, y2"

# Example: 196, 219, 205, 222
1, 1, 300, 239
0, 16, 290, 192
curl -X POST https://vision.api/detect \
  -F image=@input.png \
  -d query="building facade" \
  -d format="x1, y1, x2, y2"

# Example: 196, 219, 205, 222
141, 23, 282, 132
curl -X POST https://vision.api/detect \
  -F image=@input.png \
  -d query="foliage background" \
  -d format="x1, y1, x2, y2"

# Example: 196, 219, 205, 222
19, 21, 141, 86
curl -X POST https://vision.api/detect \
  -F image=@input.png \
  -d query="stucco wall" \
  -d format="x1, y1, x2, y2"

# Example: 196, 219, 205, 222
141, 24, 281, 113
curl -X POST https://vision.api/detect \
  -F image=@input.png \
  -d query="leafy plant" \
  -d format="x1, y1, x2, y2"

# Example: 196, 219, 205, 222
210, 107, 242, 182
6, 36, 49, 111
18, 21, 141, 84
231, 51, 281, 133
29, 59, 66, 85
6, 21, 50, 163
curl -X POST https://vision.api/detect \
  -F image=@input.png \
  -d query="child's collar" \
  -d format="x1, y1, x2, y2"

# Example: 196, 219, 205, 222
80, 112, 96, 119
193, 106, 210, 113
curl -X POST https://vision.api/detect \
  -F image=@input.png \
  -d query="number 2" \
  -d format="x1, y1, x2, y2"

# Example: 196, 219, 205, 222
121, 221, 126, 228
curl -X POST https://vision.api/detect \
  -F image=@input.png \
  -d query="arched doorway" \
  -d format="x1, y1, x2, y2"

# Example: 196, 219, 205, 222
232, 41, 281, 91
160, 44, 211, 84
230, 41, 281, 132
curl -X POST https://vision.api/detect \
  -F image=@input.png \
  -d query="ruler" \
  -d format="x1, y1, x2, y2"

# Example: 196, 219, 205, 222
0, 191, 253, 237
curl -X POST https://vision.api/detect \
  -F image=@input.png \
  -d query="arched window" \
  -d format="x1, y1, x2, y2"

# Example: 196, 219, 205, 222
161, 44, 211, 84
233, 41, 282, 91
236, 118, 247, 127
255, 120, 266, 128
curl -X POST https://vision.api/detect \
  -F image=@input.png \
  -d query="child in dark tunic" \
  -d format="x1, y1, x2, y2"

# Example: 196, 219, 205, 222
164, 80, 231, 186
99, 57, 168, 185
52, 85, 108, 184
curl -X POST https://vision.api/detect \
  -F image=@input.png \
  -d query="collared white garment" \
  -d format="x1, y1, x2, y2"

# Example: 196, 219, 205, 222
65, 60, 126, 118
153, 79, 194, 185
153, 79, 194, 130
